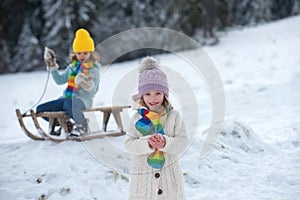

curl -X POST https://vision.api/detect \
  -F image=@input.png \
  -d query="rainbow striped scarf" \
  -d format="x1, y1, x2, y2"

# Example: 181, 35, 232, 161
135, 106, 172, 169
65, 61, 94, 98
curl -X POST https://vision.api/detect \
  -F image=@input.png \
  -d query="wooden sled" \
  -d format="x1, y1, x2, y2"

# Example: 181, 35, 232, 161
16, 105, 130, 142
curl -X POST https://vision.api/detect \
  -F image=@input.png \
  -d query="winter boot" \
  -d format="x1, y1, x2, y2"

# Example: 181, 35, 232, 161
69, 119, 89, 137
66, 120, 74, 133
49, 118, 61, 136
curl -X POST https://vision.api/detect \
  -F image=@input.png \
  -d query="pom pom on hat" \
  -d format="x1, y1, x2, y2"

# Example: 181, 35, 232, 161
137, 56, 169, 98
139, 56, 160, 73
72, 28, 95, 53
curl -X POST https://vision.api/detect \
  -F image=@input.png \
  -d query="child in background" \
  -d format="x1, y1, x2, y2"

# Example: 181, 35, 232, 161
37, 28, 100, 137
124, 57, 188, 200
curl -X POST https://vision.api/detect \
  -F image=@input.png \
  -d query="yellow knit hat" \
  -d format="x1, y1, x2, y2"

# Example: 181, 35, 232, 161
72, 28, 95, 53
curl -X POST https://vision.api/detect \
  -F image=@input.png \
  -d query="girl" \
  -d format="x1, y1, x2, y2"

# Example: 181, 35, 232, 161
36, 28, 100, 137
124, 57, 188, 200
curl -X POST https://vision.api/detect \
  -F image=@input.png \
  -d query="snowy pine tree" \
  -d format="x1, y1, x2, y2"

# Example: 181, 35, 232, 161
41, 0, 76, 60
229, 0, 272, 26
292, 0, 300, 15
11, 20, 42, 72
0, 37, 11, 73
270, 0, 297, 20
29, 0, 44, 41
0, 2, 10, 73
41, 0, 96, 67
92, 0, 189, 63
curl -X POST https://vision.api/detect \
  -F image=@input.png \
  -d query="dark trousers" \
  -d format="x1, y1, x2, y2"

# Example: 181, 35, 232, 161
36, 97, 86, 124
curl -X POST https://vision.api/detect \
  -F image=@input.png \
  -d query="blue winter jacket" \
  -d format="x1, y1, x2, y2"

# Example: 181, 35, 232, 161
51, 62, 100, 109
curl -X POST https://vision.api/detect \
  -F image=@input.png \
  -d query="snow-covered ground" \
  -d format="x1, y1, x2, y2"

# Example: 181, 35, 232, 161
1, 16, 300, 200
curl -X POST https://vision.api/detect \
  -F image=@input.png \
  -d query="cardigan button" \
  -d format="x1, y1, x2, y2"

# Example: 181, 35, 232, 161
154, 173, 160, 178
157, 189, 163, 195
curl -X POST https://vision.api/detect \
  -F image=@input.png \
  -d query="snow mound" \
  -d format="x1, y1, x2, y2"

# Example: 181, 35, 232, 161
206, 120, 270, 154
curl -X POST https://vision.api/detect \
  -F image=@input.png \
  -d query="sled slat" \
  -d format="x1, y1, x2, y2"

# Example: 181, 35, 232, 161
83, 105, 130, 113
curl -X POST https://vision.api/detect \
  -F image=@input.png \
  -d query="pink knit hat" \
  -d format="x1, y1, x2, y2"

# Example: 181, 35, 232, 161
137, 56, 169, 99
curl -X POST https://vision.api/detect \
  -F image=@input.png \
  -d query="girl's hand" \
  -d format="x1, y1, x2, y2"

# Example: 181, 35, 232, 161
148, 134, 166, 149
75, 73, 95, 91
44, 47, 58, 71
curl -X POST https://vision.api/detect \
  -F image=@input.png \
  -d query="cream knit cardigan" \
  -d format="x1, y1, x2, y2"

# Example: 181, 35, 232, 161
124, 108, 188, 200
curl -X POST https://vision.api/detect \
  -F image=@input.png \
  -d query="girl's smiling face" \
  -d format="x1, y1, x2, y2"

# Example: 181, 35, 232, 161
75, 52, 91, 62
143, 90, 164, 111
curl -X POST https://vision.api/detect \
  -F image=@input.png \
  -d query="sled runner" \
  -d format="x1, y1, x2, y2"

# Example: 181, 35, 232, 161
16, 105, 130, 142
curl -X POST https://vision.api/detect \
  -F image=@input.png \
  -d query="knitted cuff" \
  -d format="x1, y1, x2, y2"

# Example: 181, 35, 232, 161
47, 63, 59, 72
